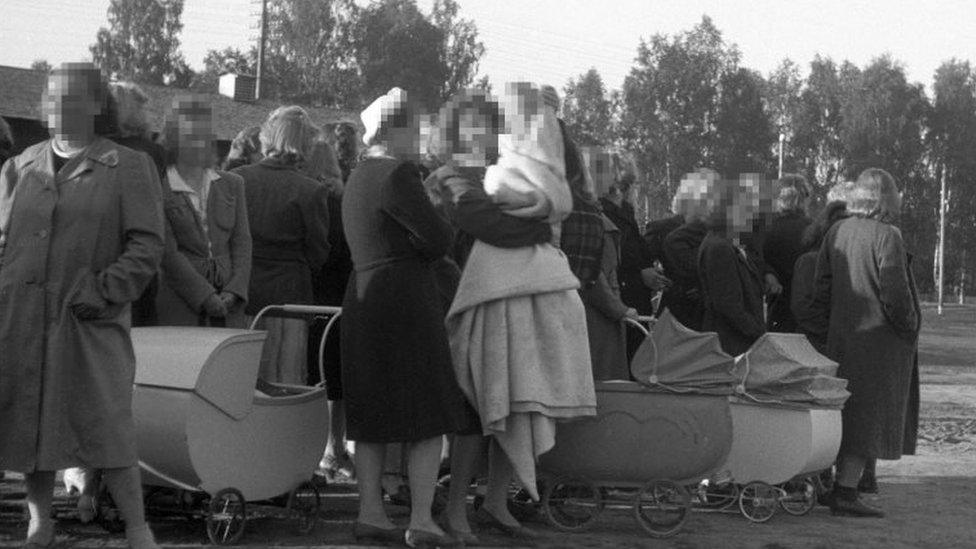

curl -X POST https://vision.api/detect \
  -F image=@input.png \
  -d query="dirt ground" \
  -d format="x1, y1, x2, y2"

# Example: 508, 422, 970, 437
2, 304, 974, 548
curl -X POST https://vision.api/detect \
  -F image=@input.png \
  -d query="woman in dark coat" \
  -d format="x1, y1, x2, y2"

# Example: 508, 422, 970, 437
341, 88, 469, 547
156, 95, 252, 328
764, 174, 813, 332
697, 177, 766, 356
232, 106, 331, 384
0, 63, 164, 549
809, 168, 921, 517
659, 169, 714, 331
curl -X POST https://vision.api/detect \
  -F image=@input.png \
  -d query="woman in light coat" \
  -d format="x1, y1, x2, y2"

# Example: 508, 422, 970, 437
156, 95, 252, 327
0, 62, 164, 549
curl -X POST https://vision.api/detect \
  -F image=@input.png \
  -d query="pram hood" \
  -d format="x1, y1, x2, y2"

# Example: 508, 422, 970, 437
733, 333, 851, 409
630, 309, 738, 394
131, 327, 267, 420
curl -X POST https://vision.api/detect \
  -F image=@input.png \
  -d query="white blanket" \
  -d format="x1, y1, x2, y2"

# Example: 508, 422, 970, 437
447, 240, 596, 499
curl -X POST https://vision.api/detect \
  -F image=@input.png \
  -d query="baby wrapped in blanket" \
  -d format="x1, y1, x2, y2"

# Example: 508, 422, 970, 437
446, 82, 596, 500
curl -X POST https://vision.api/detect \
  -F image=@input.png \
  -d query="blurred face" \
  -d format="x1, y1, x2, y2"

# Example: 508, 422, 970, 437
385, 111, 422, 161
454, 107, 498, 167
45, 69, 100, 142
176, 108, 214, 167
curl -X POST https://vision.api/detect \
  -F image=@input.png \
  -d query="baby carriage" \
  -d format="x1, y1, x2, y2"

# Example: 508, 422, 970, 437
700, 332, 848, 522
105, 304, 337, 545
535, 314, 735, 538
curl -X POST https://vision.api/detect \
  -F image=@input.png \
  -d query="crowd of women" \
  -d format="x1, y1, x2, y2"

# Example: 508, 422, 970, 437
0, 62, 920, 548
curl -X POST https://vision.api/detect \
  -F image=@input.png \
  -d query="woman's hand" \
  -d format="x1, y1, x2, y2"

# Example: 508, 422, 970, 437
202, 293, 228, 318
217, 291, 239, 311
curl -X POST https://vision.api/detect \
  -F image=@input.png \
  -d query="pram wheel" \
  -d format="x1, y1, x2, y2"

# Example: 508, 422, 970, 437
95, 486, 125, 533
633, 479, 690, 538
206, 488, 247, 545
288, 481, 321, 534
778, 477, 817, 516
696, 480, 739, 511
738, 481, 778, 523
541, 476, 603, 532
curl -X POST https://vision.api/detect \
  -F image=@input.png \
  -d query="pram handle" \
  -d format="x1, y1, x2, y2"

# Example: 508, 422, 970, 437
249, 304, 344, 390
624, 315, 657, 336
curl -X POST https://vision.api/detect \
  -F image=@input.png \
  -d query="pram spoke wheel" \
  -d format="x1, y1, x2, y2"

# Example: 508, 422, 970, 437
778, 477, 817, 516
738, 482, 778, 523
206, 488, 247, 545
288, 481, 321, 534
541, 476, 603, 532
633, 479, 690, 538
696, 481, 739, 511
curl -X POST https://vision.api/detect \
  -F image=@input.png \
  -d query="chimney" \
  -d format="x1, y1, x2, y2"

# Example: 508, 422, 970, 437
218, 73, 257, 102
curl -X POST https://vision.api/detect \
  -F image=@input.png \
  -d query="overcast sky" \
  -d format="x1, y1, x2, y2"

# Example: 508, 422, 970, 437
1, 0, 973, 92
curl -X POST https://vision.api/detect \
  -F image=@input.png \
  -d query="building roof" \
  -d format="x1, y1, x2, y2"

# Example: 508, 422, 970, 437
0, 65, 360, 141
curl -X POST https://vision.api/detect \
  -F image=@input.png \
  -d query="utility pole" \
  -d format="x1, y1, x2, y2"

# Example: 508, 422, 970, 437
255, 0, 268, 100
937, 165, 947, 315
778, 133, 785, 179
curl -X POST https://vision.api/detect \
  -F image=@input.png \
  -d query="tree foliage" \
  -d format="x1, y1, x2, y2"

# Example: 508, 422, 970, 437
262, 0, 361, 107
190, 47, 257, 92
90, 0, 191, 86
431, 0, 485, 102
561, 68, 614, 147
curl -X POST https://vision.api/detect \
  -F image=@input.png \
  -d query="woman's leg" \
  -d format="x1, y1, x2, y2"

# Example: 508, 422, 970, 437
405, 436, 447, 535
102, 466, 159, 549
444, 434, 485, 533
480, 438, 521, 527
355, 441, 395, 529
24, 471, 56, 545
834, 454, 866, 488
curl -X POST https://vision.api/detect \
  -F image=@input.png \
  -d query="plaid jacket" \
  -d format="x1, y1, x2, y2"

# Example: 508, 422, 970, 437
560, 188, 605, 285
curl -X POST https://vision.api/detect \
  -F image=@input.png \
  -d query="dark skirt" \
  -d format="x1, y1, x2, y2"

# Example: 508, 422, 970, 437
340, 260, 468, 443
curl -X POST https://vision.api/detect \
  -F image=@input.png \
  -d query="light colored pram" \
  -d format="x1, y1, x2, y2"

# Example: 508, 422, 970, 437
122, 304, 340, 545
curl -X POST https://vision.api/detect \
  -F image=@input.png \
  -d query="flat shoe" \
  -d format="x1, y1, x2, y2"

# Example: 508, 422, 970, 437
405, 528, 460, 548
474, 508, 542, 542
444, 525, 480, 545
353, 521, 404, 544
829, 496, 885, 518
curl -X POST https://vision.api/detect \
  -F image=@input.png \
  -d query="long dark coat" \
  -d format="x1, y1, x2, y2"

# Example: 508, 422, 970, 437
0, 138, 164, 472
232, 158, 330, 314
156, 170, 251, 327
340, 157, 469, 443
763, 210, 812, 332
698, 231, 766, 356
659, 220, 707, 331
810, 216, 921, 459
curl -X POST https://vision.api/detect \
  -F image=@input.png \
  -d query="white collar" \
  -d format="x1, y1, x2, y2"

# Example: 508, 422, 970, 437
167, 166, 219, 194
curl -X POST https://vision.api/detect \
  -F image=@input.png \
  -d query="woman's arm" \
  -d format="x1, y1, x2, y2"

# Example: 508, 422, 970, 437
580, 271, 631, 321
222, 174, 252, 303
876, 225, 919, 339
301, 182, 332, 272
158, 197, 216, 312
381, 163, 453, 259
79, 154, 166, 307
439, 170, 551, 248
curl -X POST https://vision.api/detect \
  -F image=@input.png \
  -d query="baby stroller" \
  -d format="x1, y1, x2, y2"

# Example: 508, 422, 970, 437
535, 315, 734, 538
91, 304, 338, 545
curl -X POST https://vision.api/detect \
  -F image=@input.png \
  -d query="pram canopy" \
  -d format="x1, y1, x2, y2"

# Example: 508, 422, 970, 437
629, 309, 737, 394
734, 333, 850, 409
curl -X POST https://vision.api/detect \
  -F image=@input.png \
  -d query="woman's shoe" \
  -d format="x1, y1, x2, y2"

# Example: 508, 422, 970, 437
827, 487, 884, 518
353, 521, 405, 544
404, 528, 460, 548
444, 524, 480, 546
474, 507, 542, 542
